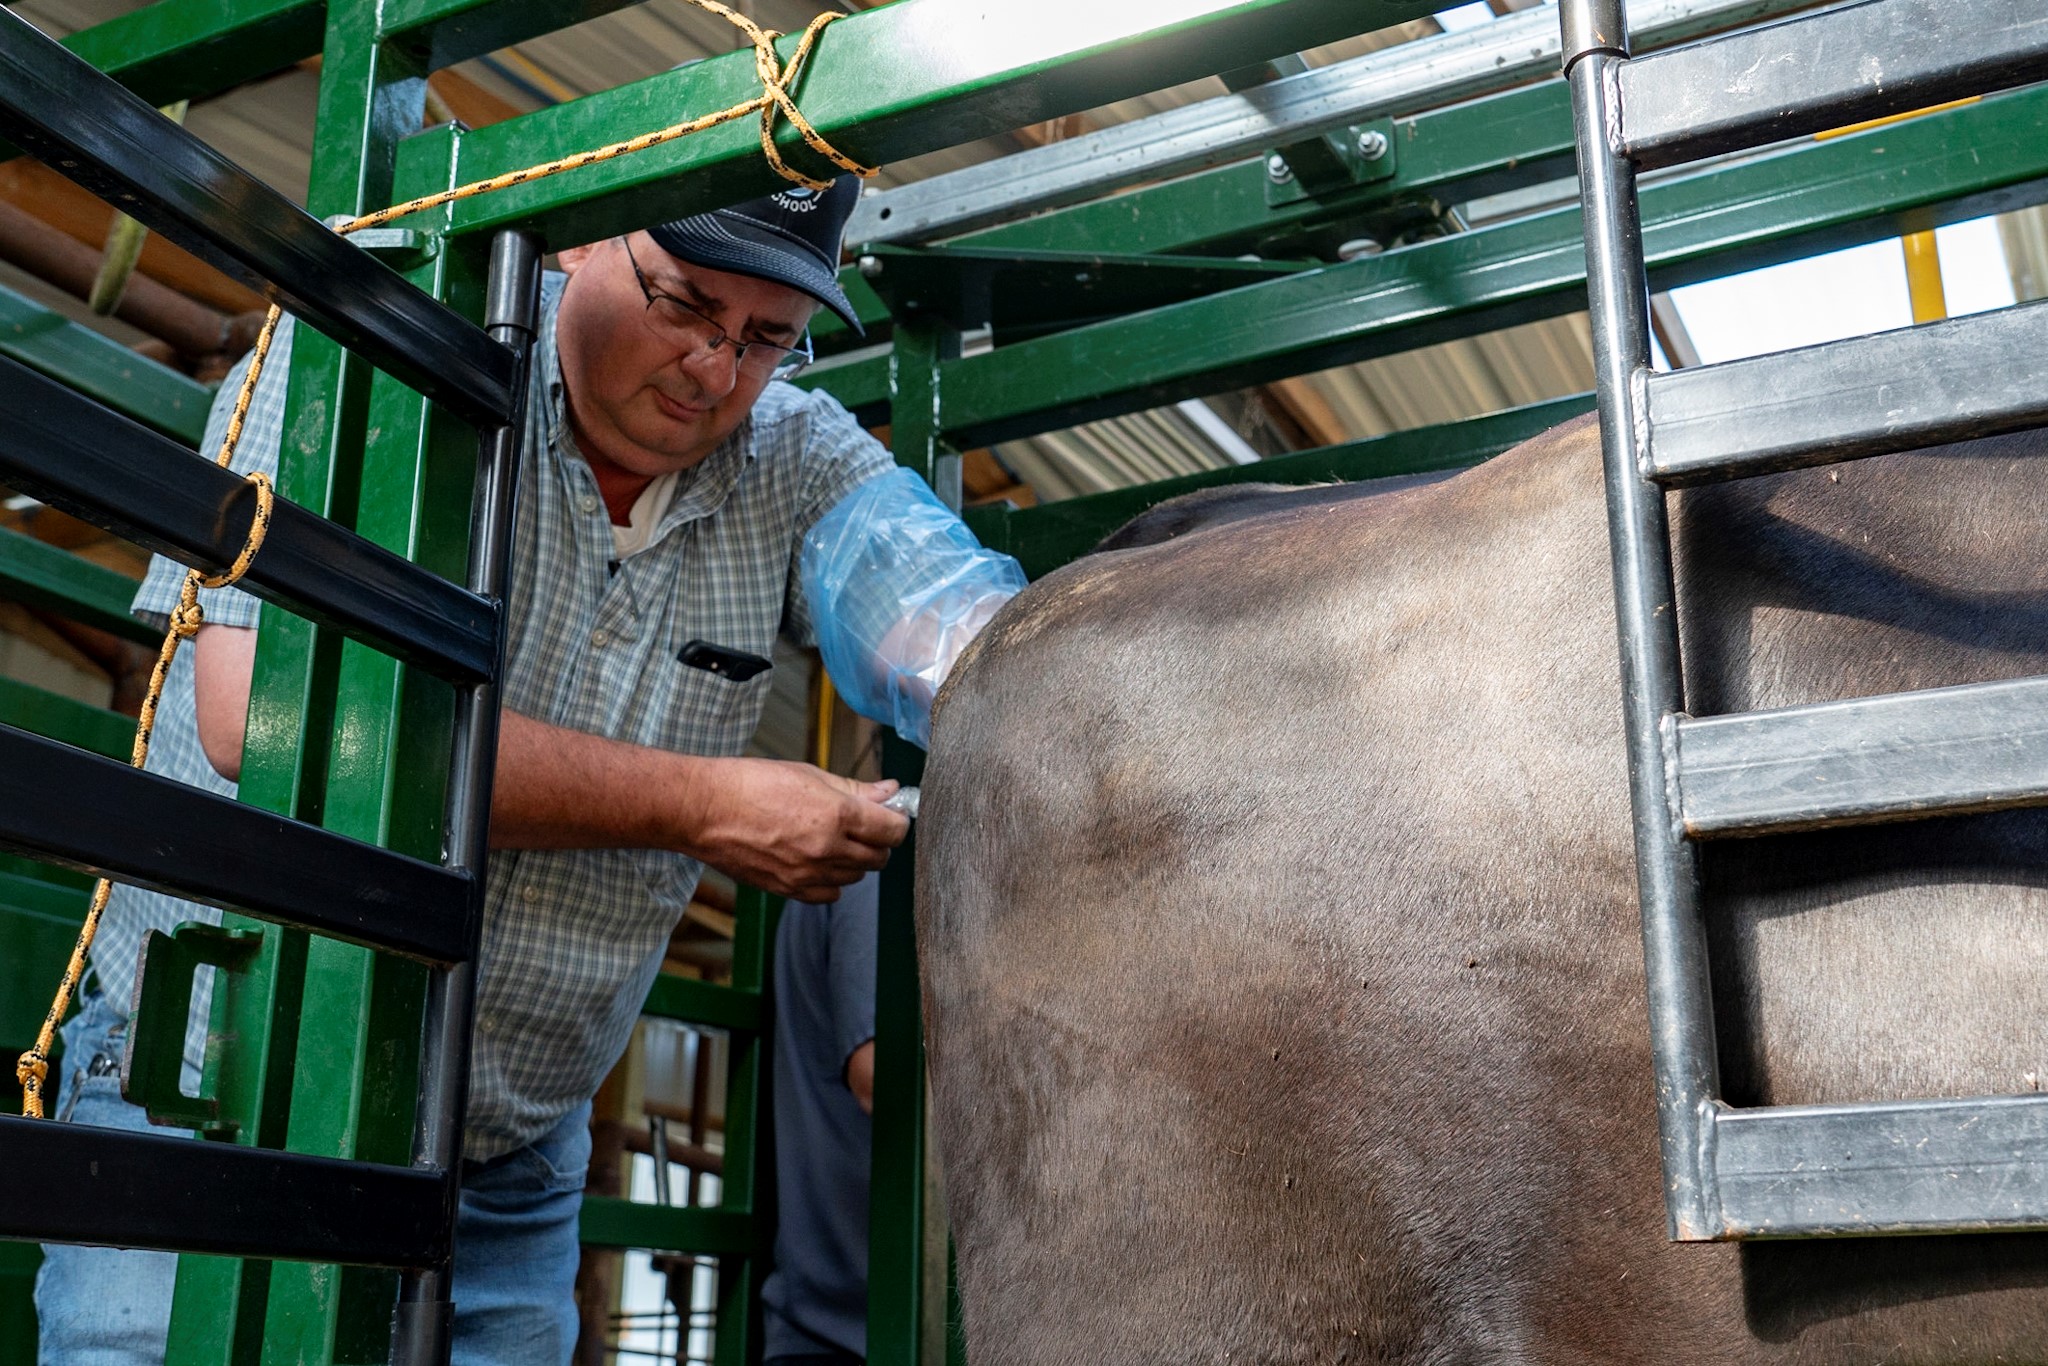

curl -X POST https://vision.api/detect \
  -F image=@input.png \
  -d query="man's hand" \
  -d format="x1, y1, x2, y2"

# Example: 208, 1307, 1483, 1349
683, 760, 908, 903
493, 711, 907, 902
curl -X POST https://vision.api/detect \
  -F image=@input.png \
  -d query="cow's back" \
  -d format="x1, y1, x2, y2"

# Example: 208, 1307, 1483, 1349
918, 414, 2048, 1364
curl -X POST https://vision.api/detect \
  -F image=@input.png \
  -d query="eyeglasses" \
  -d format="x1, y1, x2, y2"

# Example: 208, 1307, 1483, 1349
623, 237, 813, 381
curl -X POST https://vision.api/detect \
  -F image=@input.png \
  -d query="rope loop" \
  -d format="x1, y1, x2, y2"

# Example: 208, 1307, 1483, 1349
196, 471, 275, 590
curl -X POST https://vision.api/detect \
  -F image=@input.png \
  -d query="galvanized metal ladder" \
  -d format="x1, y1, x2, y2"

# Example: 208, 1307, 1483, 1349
1561, 0, 2048, 1241
0, 13, 539, 1364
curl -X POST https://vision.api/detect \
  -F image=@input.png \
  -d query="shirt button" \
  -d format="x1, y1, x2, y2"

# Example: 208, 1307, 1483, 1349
480, 1015, 499, 1033
579, 494, 598, 514
521, 884, 538, 904
591, 629, 610, 648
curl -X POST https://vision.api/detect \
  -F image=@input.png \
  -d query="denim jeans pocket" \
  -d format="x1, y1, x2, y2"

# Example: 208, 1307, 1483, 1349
476, 1104, 592, 1200
509, 1144, 588, 1195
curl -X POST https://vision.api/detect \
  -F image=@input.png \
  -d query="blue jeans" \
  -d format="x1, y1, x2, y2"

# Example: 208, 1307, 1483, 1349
35, 990, 591, 1366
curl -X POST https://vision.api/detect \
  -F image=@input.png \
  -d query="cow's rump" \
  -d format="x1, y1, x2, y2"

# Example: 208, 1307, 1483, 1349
918, 414, 2048, 1365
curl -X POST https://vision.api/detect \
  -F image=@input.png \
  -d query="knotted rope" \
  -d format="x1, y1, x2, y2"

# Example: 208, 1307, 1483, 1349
16, 0, 872, 1116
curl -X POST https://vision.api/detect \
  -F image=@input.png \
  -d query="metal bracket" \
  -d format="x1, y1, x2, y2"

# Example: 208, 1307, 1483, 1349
323, 216, 439, 271
1264, 118, 1399, 208
854, 243, 1302, 338
122, 921, 262, 1134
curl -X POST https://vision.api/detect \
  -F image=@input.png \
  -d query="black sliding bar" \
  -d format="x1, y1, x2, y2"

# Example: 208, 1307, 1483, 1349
0, 1113, 450, 1265
0, 723, 470, 963
390, 227, 544, 1366
0, 7, 515, 427
0, 354, 496, 685
1620, 0, 2048, 170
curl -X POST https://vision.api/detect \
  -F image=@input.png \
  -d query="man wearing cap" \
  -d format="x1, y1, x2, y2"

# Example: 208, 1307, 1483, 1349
35, 176, 1022, 1366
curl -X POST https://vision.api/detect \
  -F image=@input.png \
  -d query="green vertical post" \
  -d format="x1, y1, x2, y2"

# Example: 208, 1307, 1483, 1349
163, 4, 435, 1363
868, 317, 955, 1366
259, 130, 483, 1365
713, 886, 783, 1366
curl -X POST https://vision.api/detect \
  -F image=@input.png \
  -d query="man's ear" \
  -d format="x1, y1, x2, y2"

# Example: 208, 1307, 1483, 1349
557, 237, 611, 277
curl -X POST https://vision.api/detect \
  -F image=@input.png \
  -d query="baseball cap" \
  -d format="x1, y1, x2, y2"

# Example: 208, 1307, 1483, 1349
645, 175, 863, 334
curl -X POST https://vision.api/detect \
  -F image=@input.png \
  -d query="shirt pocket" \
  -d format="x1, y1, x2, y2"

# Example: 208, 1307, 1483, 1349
658, 649, 777, 758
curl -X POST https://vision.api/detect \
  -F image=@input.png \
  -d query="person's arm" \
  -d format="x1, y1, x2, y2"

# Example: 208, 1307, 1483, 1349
492, 710, 905, 902
194, 624, 259, 781
190, 626, 907, 902
845, 1039, 875, 1114
802, 467, 1025, 749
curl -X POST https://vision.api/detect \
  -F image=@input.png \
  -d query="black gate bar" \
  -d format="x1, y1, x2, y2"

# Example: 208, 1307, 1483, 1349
0, 1113, 452, 1266
0, 723, 471, 963
0, 7, 517, 427
0, 354, 497, 684
391, 228, 542, 1366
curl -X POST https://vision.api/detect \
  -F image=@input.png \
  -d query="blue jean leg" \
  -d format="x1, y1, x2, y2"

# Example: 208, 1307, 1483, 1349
34, 990, 591, 1366
451, 1101, 592, 1366
33, 992, 196, 1366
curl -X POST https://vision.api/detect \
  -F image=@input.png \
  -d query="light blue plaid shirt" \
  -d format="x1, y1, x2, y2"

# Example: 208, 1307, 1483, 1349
94, 273, 894, 1159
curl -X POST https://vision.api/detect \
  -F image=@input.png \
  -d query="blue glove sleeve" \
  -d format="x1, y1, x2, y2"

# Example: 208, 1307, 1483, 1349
800, 467, 1025, 749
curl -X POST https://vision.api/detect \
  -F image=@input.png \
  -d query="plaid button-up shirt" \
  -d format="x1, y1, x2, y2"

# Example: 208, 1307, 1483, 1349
95, 272, 893, 1159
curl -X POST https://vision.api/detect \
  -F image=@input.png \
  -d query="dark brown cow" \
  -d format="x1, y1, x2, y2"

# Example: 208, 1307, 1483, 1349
917, 413, 2048, 1364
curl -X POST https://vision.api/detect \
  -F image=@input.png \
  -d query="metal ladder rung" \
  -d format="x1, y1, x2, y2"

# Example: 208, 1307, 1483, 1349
1710, 1093, 2048, 1237
1675, 674, 2048, 837
1642, 298, 2048, 486
1619, 0, 2048, 170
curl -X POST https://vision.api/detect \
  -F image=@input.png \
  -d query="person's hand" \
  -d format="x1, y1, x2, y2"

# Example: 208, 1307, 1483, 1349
687, 758, 908, 902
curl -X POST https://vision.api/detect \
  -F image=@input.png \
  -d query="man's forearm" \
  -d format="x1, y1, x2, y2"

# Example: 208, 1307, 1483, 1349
491, 708, 711, 851
489, 710, 909, 900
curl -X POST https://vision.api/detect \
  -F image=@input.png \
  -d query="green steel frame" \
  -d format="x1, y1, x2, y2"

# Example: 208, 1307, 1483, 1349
1, 0, 2043, 1360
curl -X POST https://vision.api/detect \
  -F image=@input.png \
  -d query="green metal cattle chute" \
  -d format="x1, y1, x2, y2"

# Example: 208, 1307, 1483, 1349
0, 0, 2043, 1360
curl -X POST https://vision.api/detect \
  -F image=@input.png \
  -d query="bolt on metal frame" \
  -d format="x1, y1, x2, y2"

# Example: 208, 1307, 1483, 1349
1561, 0, 2048, 1241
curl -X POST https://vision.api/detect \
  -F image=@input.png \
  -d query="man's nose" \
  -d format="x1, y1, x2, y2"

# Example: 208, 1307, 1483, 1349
677, 344, 739, 401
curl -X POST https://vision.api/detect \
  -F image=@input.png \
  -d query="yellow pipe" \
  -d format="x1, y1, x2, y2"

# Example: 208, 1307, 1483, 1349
499, 49, 581, 105
1901, 230, 1947, 324
814, 669, 837, 771
89, 100, 187, 314
1813, 96, 1978, 141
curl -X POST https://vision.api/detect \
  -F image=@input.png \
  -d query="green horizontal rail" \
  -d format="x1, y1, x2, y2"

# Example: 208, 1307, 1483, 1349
578, 1196, 762, 1255
967, 81, 1571, 259
57, 0, 324, 109
811, 79, 1576, 346
930, 86, 2048, 447
0, 284, 211, 443
641, 973, 762, 1033
380, 0, 643, 72
402, 0, 1446, 248
967, 392, 1595, 580
794, 346, 887, 421
0, 1241, 39, 1355
0, 675, 134, 759
0, 870, 91, 923
0, 853, 90, 893
0, 526, 154, 643
0, 894, 90, 1051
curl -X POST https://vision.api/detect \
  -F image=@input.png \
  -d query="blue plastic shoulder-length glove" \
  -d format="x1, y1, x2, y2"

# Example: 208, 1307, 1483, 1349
801, 467, 1026, 749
